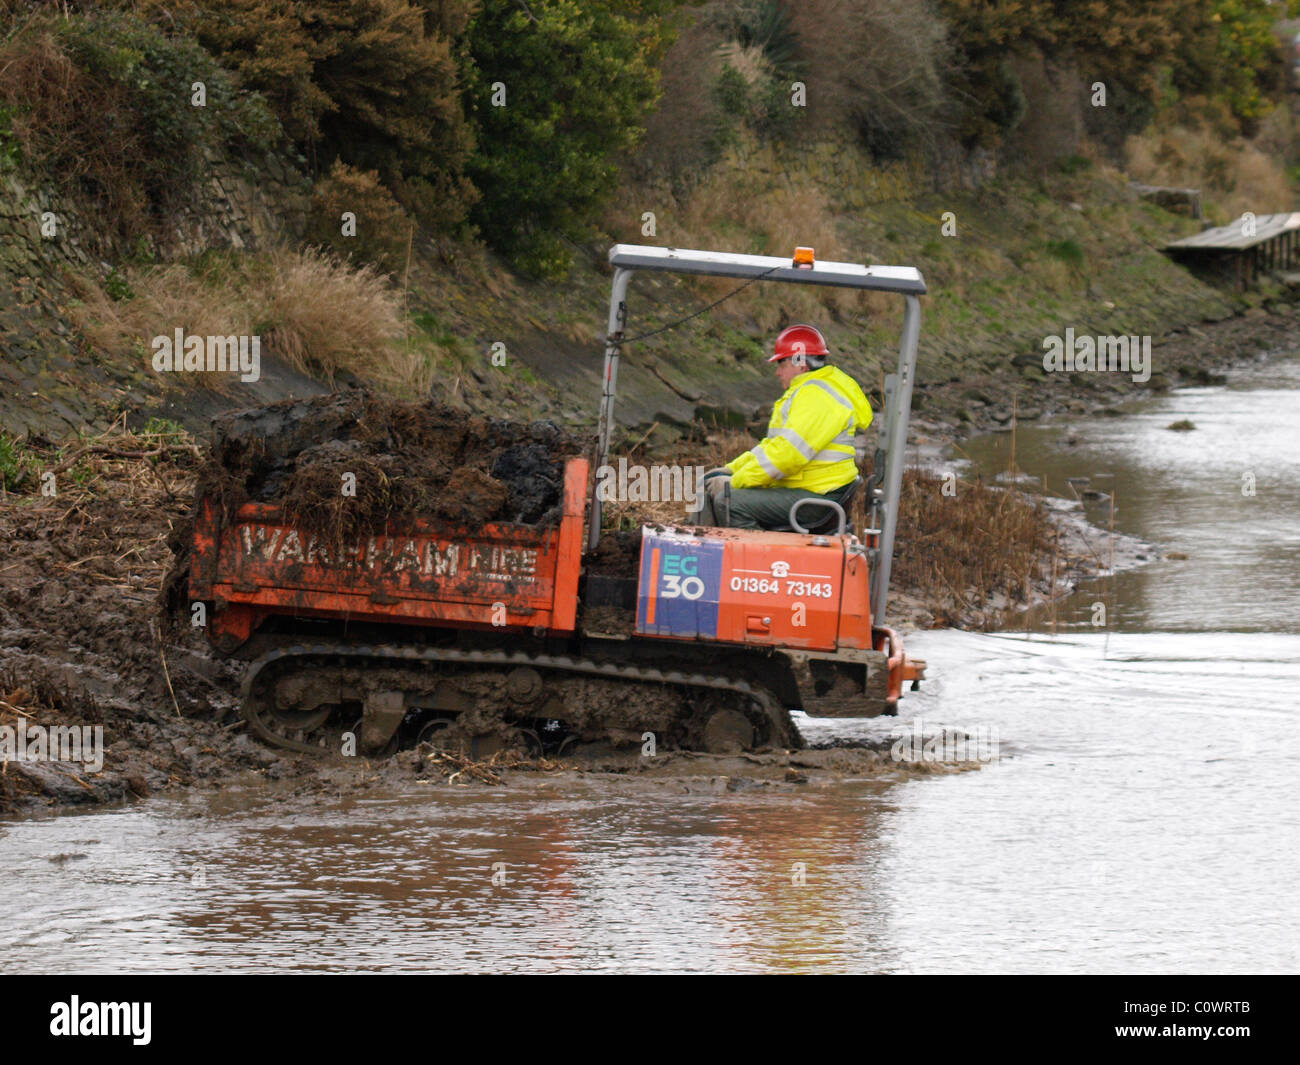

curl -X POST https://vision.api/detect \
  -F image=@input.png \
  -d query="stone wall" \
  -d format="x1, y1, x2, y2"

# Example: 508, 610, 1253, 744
0, 147, 311, 439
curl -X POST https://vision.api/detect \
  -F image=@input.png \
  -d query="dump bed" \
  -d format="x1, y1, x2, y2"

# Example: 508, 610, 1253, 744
190, 457, 588, 650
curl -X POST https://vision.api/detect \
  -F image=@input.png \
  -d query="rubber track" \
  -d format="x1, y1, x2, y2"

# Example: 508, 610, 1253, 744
241, 641, 804, 754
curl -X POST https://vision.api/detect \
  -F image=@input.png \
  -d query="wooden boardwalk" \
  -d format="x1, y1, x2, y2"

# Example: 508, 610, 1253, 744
1165, 212, 1300, 288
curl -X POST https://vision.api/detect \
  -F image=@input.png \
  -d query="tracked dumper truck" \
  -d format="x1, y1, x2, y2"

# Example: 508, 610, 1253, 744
190, 245, 927, 756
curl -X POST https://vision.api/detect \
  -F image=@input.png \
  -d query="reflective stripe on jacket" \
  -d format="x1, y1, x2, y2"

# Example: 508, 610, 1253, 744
725, 365, 872, 492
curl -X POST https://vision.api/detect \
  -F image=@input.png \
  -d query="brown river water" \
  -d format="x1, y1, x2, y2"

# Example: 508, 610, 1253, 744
2, 355, 1298, 973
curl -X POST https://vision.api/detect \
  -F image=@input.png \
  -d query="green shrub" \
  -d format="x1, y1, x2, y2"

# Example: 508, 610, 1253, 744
733, 0, 802, 71
1044, 239, 1084, 269
715, 65, 751, 119
103, 268, 134, 302
309, 0, 477, 229
1168, 0, 1296, 129
141, 417, 188, 441
0, 102, 19, 168
461, 0, 681, 275
0, 433, 36, 494
788, 0, 950, 158
307, 161, 412, 274
0, 10, 279, 245
939, 0, 1300, 148
156, 0, 477, 230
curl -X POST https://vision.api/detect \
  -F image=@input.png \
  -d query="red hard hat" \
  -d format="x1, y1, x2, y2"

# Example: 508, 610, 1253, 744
769, 324, 829, 362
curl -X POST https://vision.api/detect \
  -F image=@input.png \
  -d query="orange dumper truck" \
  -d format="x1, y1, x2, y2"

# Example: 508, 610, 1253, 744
190, 245, 926, 756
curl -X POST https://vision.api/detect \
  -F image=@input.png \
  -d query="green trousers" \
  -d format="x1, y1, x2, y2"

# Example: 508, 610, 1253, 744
691, 479, 856, 531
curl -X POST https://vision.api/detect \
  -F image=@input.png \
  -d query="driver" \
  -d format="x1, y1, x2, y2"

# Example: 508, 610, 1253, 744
693, 324, 871, 530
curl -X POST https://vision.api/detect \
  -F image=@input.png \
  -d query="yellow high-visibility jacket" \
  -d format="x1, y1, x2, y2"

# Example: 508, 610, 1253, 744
726, 365, 871, 492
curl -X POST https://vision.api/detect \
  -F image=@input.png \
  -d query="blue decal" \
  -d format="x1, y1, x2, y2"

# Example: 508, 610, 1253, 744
636, 530, 723, 638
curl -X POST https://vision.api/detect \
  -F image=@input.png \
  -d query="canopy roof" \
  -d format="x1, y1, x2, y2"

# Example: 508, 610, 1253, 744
608, 243, 926, 295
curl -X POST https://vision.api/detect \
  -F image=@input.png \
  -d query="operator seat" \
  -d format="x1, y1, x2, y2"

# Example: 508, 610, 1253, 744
764, 477, 862, 535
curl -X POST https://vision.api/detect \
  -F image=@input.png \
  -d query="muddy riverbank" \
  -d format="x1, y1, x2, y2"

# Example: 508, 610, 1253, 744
0, 424, 968, 817
2, 303, 1296, 817
905, 303, 1300, 442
